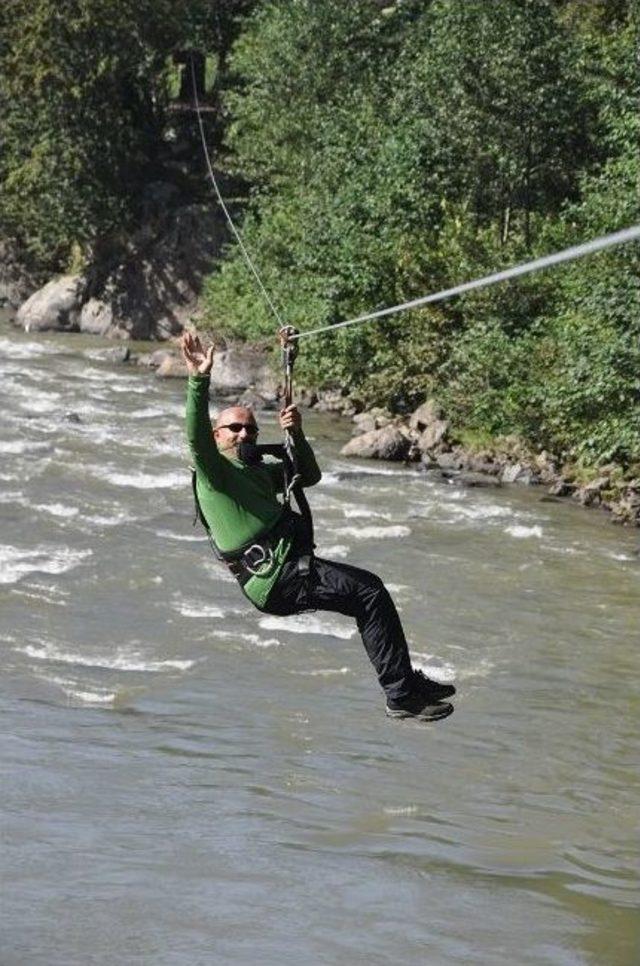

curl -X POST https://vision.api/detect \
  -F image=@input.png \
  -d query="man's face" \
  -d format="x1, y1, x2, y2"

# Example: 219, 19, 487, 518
213, 406, 259, 457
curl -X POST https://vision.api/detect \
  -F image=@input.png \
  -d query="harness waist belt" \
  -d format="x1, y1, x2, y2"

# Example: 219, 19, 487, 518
190, 465, 314, 588
219, 511, 297, 587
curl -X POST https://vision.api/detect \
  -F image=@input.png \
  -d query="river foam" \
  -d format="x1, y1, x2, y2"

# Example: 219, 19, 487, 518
0, 439, 53, 455
327, 524, 411, 540
172, 595, 246, 619
342, 506, 395, 521
410, 650, 457, 683
505, 524, 544, 539
0, 336, 65, 359
41, 673, 119, 705
90, 467, 187, 489
0, 545, 92, 585
290, 666, 350, 677
16, 638, 195, 672
315, 544, 349, 558
154, 528, 208, 543
258, 613, 355, 640
208, 628, 283, 648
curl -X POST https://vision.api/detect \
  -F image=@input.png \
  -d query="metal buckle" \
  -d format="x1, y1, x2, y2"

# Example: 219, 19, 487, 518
243, 543, 275, 576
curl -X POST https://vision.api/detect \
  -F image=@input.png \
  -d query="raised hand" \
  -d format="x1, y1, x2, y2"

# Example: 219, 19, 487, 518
181, 330, 215, 376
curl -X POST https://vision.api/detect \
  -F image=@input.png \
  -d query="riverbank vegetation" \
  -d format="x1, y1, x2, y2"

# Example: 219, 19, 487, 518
1, 0, 638, 471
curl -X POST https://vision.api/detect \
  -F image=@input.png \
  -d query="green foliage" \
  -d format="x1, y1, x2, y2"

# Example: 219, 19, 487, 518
1, 0, 637, 470
535, 314, 640, 464
533, 12, 640, 463
203, 0, 638, 468
0, 0, 253, 270
0, 0, 166, 266
394, 0, 589, 244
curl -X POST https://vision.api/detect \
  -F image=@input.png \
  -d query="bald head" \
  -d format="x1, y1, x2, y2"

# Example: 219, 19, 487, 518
214, 406, 257, 431
212, 405, 259, 457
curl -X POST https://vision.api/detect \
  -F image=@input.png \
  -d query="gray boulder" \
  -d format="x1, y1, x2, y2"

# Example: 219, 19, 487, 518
575, 476, 610, 507
433, 451, 467, 471
16, 274, 86, 332
314, 388, 351, 413
79, 297, 114, 336
534, 450, 558, 483
137, 349, 174, 369
341, 426, 411, 461
547, 478, 576, 498
409, 399, 445, 432
83, 346, 131, 364
156, 354, 189, 378
417, 418, 449, 453
210, 345, 277, 397
295, 388, 318, 409
610, 483, 640, 525
238, 389, 279, 411
351, 407, 393, 436
458, 472, 502, 488
352, 412, 378, 435
501, 462, 540, 485
135, 342, 276, 389
465, 455, 499, 475
313, 389, 361, 416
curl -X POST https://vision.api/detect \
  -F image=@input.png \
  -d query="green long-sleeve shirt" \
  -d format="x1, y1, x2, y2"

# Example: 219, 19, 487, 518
185, 375, 321, 608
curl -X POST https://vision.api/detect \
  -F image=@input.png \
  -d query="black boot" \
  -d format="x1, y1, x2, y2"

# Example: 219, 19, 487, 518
412, 668, 456, 701
385, 694, 454, 721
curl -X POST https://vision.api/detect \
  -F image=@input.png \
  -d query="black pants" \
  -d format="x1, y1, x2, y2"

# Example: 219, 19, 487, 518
263, 555, 415, 700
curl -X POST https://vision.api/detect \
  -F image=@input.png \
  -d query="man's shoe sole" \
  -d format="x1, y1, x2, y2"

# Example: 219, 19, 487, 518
385, 701, 454, 722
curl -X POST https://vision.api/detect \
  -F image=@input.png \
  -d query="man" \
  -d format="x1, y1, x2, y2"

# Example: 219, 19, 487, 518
182, 330, 455, 721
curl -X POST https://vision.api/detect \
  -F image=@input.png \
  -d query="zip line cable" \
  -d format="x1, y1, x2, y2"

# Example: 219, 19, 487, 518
188, 54, 639, 348
189, 56, 286, 329
292, 224, 640, 341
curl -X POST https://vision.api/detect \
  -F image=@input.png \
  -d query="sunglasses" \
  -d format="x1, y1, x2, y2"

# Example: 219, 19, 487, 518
217, 422, 259, 435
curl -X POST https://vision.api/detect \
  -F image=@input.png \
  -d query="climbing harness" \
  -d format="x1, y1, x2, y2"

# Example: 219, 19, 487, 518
190, 325, 316, 585
191, 464, 298, 585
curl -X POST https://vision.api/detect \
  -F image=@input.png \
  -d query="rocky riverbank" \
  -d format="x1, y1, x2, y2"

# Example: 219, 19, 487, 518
4, 247, 639, 529
1, 201, 223, 340
338, 399, 640, 528
72, 341, 640, 529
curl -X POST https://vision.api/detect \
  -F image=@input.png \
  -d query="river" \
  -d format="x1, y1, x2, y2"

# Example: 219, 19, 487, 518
1, 321, 638, 965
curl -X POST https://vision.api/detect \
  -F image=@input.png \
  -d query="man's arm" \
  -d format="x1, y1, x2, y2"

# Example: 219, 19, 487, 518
279, 404, 322, 487
182, 332, 225, 479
